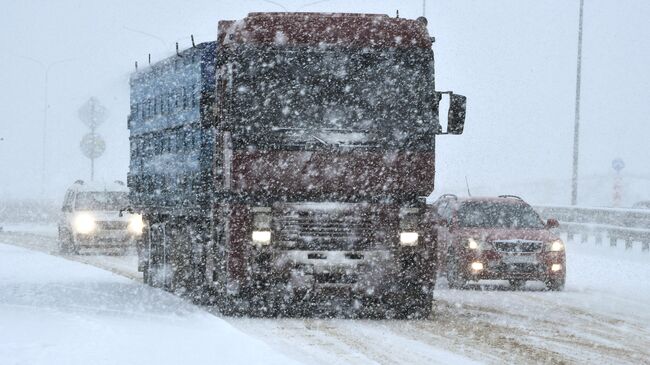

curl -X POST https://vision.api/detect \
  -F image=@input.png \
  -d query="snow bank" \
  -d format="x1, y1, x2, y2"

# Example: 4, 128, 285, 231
0, 243, 299, 365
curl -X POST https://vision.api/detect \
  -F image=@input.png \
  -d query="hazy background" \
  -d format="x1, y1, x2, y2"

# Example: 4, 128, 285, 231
0, 0, 648, 207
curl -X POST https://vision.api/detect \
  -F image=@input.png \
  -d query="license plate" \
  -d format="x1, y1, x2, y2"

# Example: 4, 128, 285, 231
502, 255, 537, 264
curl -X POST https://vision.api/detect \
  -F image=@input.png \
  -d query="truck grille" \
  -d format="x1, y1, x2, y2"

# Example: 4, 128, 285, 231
313, 272, 358, 284
273, 203, 393, 250
493, 240, 543, 253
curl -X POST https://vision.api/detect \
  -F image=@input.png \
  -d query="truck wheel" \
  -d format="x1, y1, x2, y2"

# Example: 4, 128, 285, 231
381, 291, 433, 319
446, 254, 467, 289
403, 292, 433, 319
545, 278, 565, 291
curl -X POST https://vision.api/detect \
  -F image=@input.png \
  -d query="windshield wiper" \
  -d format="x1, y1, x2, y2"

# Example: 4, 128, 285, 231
271, 127, 331, 147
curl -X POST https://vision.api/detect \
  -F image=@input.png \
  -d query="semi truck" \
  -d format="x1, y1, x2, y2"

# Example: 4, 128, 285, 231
128, 12, 467, 318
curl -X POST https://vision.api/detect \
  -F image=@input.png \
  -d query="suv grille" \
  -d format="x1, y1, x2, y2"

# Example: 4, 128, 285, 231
493, 240, 543, 253
97, 221, 129, 230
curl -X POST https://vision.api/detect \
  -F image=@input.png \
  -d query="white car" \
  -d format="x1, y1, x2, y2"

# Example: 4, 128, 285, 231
58, 180, 143, 254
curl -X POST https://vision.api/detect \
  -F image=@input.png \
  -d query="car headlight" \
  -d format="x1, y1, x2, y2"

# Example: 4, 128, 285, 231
400, 232, 419, 246
252, 230, 271, 245
548, 239, 564, 251
128, 214, 144, 235
73, 212, 96, 234
467, 237, 491, 250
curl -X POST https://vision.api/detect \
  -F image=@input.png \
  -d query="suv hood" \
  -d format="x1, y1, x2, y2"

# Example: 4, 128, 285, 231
74, 210, 132, 222
457, 227, 557, 242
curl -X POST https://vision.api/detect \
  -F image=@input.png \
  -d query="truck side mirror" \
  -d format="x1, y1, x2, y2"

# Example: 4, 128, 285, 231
447, 94, 466, 135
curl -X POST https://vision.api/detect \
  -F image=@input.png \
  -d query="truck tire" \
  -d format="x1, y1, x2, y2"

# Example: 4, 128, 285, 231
380, 291, 433, 319
398, 292, 433, 319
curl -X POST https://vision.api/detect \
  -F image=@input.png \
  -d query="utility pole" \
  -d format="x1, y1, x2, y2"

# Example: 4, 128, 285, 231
571, 0, 585, 206
422, 0, 426, 17
18, 56, 75, 195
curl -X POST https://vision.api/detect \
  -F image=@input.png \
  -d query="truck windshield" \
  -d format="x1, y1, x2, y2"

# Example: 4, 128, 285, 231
457, 202, 545, 229
229, 46, 437, 150
75, 192, 129, 211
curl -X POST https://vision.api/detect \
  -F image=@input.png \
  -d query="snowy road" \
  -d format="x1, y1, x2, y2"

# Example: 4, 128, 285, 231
1, 228, 649, 364
0, 242, 299, 365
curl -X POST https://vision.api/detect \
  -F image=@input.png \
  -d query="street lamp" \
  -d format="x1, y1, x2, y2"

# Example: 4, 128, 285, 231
19, 56, 76, 196
571, 0, 585, 206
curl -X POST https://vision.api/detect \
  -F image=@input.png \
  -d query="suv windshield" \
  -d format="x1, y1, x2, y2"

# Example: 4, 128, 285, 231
229, 46, 437, 150
75, 192, 129, 211
457, 202, 545, 229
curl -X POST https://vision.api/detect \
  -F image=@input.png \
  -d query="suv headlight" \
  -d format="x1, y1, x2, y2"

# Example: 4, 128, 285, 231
400, 232, 419, 246
547, 239, 564, 252
128, 214, 144, 235
73, 212, 96, 234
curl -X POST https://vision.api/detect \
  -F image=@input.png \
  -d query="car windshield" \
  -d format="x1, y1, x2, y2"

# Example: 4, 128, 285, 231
75, 192, 129, 211
457, 202, 545, 229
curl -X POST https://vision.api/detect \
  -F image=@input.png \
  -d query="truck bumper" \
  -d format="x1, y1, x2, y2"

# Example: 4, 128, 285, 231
242, 248, 435, 300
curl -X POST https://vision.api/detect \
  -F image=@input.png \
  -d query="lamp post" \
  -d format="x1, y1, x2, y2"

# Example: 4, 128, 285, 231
19, 56, 76, 195
571, 0, 585, 206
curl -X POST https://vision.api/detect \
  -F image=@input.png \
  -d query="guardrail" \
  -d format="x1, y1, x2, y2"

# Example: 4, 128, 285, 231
535, 205, 650, 252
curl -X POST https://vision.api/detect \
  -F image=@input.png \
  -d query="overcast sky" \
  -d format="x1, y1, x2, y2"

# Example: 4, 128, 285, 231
0, 0, 648, 206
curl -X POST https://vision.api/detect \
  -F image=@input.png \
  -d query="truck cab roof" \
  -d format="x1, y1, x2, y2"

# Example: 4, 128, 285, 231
218, 12, 432, 49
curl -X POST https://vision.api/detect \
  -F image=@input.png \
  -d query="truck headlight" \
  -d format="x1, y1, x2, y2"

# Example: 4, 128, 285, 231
252, 230, 271, 245
548, 239, 564, 251
128, 214, 144, 235
467, 237, 479, 249
73, 212, 96, 234
400, 232, 419, 246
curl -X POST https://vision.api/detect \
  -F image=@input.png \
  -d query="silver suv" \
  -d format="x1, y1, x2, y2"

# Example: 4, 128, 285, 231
58, 180, 143, 254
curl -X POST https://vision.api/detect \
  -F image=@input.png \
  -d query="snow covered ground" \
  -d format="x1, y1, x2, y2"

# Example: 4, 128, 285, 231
0, 243, 298, 365
1, 228, 649, 364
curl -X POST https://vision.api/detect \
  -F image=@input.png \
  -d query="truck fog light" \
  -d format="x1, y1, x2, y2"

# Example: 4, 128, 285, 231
73, 212, 96, 234
252, 230, 271, 245
551, 264, 562, 272
470, 262, 484, 271
128, 214, 144, 235
399, 232, 419, 246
